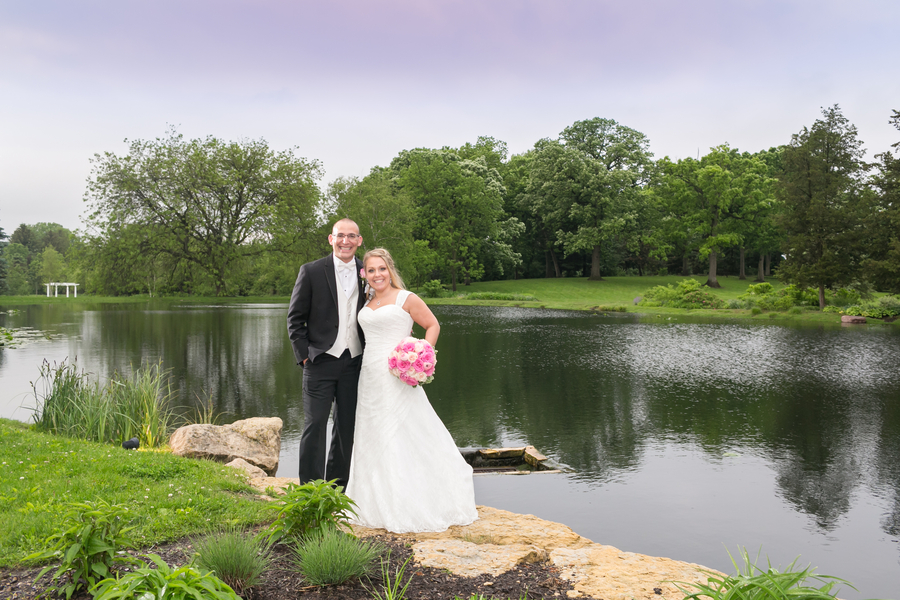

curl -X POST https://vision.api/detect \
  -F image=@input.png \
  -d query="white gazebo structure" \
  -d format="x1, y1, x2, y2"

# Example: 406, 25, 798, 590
45, 282, 80, 298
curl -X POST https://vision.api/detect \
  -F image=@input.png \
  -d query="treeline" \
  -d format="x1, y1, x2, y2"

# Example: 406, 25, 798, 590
1, 105, 898, 302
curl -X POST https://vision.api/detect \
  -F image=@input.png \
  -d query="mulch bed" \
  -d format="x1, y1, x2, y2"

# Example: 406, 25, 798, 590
0, 534, 590, 600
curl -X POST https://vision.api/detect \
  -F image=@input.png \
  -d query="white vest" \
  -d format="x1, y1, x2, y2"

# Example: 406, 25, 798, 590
327, 268, 362, 358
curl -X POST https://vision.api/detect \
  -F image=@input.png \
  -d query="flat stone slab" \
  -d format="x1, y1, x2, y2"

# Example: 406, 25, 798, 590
413, 539, 547, 577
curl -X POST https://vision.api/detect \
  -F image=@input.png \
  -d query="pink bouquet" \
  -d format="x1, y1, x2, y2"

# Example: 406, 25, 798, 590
388, 336, 437, 387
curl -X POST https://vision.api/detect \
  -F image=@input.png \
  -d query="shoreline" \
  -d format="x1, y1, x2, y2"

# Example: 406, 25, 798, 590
3, 294, 896, 328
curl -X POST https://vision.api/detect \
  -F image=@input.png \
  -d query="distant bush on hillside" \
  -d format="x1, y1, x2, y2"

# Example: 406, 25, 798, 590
638, 279, 725, 309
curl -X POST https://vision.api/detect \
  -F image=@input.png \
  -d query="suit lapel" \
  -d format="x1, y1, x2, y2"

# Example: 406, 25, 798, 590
323, 256, 338, 310
355, 257, 366, 310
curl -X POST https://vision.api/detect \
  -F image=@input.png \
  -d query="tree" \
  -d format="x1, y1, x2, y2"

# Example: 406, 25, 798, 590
85, 129, 323, 295
777, 105, 867, 307
862, 109, 900, 293
39, 246, 65, 284
398, 149, 508, 291
522, 118, 654, 280
657, 145, 773, 287
0, 226, 7, 295
3, 243, 31, 295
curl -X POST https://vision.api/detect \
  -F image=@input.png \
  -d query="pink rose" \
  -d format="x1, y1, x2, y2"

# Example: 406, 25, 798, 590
402, 341, 416, 352
388, 356, 398, 369
413, 359, 425, 372
414, 371, 427, 383
398, 359, 411, 371
414, 341, 425, 353
359, 268, 365, 278
406, 351, 418, 362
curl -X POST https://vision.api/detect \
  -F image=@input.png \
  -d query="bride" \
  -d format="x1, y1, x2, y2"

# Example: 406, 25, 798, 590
346, 248, 478, 533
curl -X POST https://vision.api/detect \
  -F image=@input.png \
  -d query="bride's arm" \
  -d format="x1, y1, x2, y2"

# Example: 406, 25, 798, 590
404, 293, 440, 346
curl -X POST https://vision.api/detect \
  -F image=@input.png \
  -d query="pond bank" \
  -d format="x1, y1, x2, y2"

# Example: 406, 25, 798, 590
246, 473, 716, 599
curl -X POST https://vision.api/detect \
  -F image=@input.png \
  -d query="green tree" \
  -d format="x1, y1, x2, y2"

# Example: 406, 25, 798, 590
3, 243, 31, 295
85, 129, 323, 296
777, 105, 867, 307
0, 226, 8, 295
39, 246, 66, 284
862, 109, 900, 293
522, 118, 654, 280
398, 149, 508, 290
657, 145, 773, 287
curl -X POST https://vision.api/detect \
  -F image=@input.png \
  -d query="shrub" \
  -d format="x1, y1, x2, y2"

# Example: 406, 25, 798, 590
726, 298, 744, 310
292, 528, 383, 586
26, 500, 140, 600
92, 553, 239, 600
262, 479, 358, 544
640, 278, 726, 309
680, 290, 726, 309
193, 528, 273, 595
744, 282, 774, 296
674, 547, 852, 600
830, 287, 862, 307
751, 307, 762, 315
421, 280, 445, 298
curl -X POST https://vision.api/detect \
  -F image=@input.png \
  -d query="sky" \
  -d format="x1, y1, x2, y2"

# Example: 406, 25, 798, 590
2, 0, 899, 233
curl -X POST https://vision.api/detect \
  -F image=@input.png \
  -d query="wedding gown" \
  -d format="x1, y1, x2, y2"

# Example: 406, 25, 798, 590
346, 290, 478, 532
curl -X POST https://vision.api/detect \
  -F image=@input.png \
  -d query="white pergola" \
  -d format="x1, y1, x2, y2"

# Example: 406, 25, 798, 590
45, 282, 80, 298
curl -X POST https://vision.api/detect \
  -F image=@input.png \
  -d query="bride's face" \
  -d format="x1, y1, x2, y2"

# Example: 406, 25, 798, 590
365, 258, 391, 293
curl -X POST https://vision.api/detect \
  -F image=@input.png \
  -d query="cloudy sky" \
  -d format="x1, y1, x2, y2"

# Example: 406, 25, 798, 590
2, 0, 898, 233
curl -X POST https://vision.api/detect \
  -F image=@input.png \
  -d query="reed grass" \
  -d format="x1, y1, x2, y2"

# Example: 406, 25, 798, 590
30, 359, 176, 448
292, 528, 383, 586
192, 527, 273, 595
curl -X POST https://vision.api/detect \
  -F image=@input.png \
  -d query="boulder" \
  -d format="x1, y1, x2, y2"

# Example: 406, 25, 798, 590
841, 315, 866, 324
169, 417, 282, 475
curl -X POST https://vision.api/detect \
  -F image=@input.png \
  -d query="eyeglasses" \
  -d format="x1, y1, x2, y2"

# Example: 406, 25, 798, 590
333, 233, 359, 241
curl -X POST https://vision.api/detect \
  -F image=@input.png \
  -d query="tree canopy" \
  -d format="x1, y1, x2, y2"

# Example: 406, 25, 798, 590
84, 129, 323, 295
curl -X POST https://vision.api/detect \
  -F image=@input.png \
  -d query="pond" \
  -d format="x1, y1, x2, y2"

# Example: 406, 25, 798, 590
1, 301, 899, 599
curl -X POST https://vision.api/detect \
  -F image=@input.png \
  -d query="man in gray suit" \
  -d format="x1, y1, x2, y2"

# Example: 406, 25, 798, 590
287, 218, 366, 488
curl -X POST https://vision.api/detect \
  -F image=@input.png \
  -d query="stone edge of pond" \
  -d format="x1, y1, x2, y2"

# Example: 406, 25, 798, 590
244, 473, 720, 600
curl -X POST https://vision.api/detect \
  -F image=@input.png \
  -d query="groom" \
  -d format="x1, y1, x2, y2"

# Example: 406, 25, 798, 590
287, 218, 366, 489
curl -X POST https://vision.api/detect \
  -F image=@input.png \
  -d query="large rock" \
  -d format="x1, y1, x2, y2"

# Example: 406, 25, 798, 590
169, 417, 282, 475
841, 315, 866, 324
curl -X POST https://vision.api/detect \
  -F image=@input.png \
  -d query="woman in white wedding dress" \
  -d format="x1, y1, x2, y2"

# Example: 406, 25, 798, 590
346, 248, 478, 533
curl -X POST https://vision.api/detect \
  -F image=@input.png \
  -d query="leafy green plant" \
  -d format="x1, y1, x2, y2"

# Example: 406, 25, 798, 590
292, 527, 383, 586
640, 278, 725, 309
192, 527, 273, 595
674, 547, 853, 600
422, 279, 445, 298
91, 553, 240, 600
26, 499, 139, 599
751, 307, 762, 315
367, 551, 414, 600
262, 479, 358, 544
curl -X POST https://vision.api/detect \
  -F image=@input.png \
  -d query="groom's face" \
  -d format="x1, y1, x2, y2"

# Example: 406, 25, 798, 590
329, 221, 362, 263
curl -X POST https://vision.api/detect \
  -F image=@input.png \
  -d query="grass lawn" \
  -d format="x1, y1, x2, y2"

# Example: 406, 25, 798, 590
0, 419, 271, 566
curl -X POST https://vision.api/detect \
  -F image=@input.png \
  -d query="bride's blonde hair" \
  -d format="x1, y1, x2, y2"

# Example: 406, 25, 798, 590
363, 248, 406, 291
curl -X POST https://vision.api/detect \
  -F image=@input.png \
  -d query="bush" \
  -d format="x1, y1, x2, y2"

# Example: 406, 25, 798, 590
27, 500, 139, 600
830, 287, 862, 307
751, 307, 762, 315
421, 280, 445, 298
639, 278, 724, 309
262, 479, 357, 544
92, 553, 239, 600
292, 528, 383, 586
193, 528, 273, 595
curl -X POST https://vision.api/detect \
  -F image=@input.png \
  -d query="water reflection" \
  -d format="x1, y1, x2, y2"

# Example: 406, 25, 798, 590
1, 302, 899, 598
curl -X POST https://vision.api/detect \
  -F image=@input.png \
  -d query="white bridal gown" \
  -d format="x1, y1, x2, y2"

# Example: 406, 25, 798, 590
346, 290, 478, 533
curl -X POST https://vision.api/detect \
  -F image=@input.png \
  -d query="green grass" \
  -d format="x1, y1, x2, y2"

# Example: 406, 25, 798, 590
0, 418, 270, 567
